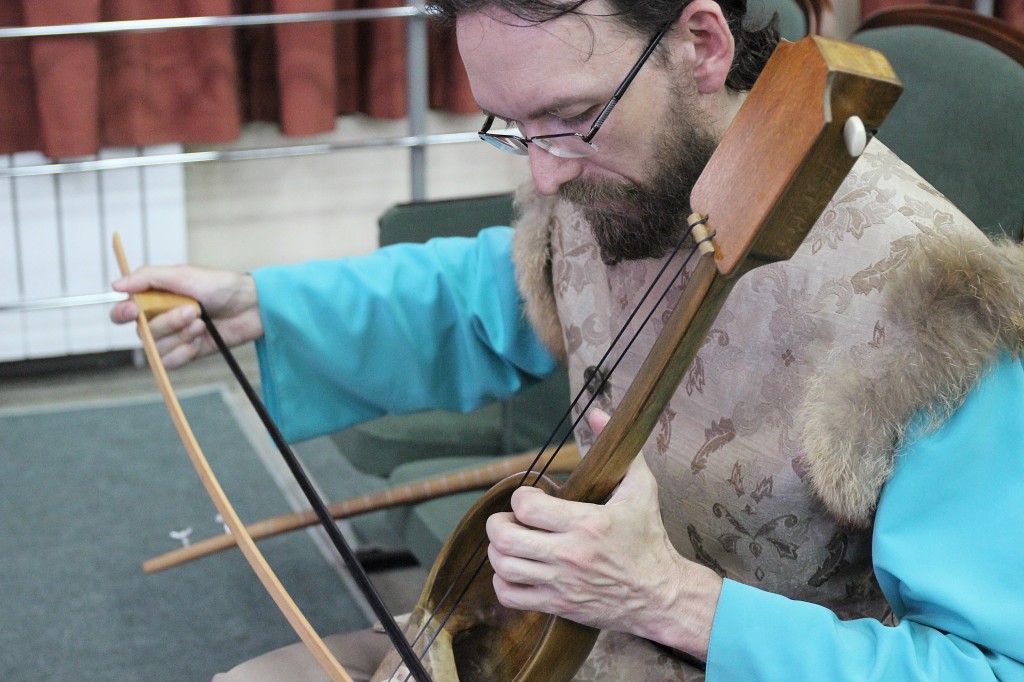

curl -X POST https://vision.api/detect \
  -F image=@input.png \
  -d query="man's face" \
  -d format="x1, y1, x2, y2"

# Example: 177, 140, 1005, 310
458, 6, 720, 263
559, 84, 719, 264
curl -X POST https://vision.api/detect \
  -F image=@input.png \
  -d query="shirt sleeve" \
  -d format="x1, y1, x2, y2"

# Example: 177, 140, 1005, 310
251, 226, 559, 443
705, 354, 1024, 681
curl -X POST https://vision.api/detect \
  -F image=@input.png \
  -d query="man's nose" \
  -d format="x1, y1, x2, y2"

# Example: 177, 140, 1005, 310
527, 146, 583, 196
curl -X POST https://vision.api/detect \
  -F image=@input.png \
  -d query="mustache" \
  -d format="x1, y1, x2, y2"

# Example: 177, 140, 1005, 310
556, 175, 687, 265
559, 178, 652, 214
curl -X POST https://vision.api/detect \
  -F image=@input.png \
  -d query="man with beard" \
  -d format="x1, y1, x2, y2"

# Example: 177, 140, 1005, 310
113, 1, 1024, 680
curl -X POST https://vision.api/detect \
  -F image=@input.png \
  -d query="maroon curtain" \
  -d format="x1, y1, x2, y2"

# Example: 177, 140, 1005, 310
861, 0, 1024, 31
0, 0, 476, 157
245, 0, 476, 135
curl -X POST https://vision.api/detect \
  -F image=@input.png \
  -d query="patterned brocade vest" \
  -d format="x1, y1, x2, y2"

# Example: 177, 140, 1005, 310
510, 141, 990, 679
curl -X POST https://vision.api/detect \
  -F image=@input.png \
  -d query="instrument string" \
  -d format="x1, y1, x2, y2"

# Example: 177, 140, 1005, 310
392, 215, 714, 681
524, 217, 714, 485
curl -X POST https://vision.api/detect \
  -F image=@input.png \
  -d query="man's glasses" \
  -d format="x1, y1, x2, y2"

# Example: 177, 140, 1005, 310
478, 23, 672, 159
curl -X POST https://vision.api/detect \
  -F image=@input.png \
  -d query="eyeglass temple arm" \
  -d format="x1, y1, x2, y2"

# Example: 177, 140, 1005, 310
584, 25, 672, 142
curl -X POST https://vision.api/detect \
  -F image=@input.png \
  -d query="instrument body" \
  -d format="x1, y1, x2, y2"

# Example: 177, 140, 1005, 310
392, 473, 594, 682
373, 36, 902, 682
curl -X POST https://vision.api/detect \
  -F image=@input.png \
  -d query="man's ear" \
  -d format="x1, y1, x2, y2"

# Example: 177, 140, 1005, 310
676, 0, 735, 94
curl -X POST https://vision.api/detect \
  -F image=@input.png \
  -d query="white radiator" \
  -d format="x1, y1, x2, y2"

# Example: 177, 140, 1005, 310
0, 145, 187, 362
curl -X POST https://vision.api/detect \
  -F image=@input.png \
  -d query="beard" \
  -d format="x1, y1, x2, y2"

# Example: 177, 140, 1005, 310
558, 92, 719, 265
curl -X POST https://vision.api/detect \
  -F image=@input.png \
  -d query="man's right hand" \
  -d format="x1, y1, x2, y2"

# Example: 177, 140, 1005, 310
110, 265, 262, 369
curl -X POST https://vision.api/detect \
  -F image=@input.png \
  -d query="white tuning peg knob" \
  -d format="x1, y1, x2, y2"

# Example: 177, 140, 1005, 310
844, 116, 868, 157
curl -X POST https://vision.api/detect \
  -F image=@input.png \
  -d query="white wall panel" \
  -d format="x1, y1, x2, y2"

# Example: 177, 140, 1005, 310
0, 155, 26, 361
13, 152, 66, 359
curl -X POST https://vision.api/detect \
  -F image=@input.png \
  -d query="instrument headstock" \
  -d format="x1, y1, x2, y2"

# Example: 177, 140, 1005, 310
692, 36, 903, 276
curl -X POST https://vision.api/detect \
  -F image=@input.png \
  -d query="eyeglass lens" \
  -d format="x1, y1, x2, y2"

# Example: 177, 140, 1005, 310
482, 132, 596, 158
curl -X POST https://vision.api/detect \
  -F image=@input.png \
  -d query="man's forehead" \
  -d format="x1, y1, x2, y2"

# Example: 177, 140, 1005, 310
456, 9, 600, 69
456, 7, 634, 119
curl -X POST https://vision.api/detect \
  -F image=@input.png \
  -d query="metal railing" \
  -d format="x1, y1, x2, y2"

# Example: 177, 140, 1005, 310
0, 4, 461, 200
0, 4, 483, 315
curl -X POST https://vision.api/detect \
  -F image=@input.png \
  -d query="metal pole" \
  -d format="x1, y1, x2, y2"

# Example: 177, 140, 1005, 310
406, 2, 430, 201
0, 133, 479, 179
0, 8, 420, 39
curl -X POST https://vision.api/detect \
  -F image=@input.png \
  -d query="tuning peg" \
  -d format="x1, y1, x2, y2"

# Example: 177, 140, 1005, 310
844, 116, 869, 157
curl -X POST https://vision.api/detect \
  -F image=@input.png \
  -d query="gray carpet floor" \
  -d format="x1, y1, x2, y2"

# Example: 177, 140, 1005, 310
0, 387, 395, 681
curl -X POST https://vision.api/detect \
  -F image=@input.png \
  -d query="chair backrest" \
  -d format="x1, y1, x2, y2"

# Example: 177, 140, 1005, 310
860, 5, 1024, 65
378, 193, 514, 246
746, 0, 835, 40
853, 7, 1024, 240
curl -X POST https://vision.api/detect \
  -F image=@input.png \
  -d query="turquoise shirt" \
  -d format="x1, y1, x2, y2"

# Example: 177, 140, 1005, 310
709, 355, 1024, 680
252, 227, 558, 443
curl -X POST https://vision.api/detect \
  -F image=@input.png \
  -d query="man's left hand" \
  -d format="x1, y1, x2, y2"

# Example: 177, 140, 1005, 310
485, 410, 723, 658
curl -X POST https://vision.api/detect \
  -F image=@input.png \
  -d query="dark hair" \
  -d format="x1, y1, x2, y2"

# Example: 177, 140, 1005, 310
425, 0, 780, 92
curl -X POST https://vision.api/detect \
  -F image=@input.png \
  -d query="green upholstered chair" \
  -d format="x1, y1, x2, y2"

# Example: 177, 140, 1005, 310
853, 8, 1024, 241
376, 193, 517, 244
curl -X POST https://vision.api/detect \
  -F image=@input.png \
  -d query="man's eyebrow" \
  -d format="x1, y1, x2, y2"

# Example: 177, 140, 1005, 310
481, 96, 595, 123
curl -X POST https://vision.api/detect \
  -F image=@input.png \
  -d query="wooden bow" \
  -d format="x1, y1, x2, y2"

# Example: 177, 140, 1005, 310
113, 235, 355, 682
372, 36, 903, 681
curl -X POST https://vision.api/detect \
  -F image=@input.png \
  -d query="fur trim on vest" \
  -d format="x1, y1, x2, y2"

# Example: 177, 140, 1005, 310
800, 232, 1024, 527
511, 185, 567, 363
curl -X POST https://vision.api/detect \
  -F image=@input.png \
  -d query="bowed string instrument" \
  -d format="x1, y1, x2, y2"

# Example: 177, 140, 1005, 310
116, 35, 901, 682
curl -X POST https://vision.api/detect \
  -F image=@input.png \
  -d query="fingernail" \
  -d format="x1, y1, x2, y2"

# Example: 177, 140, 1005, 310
586, 409, 611, 433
